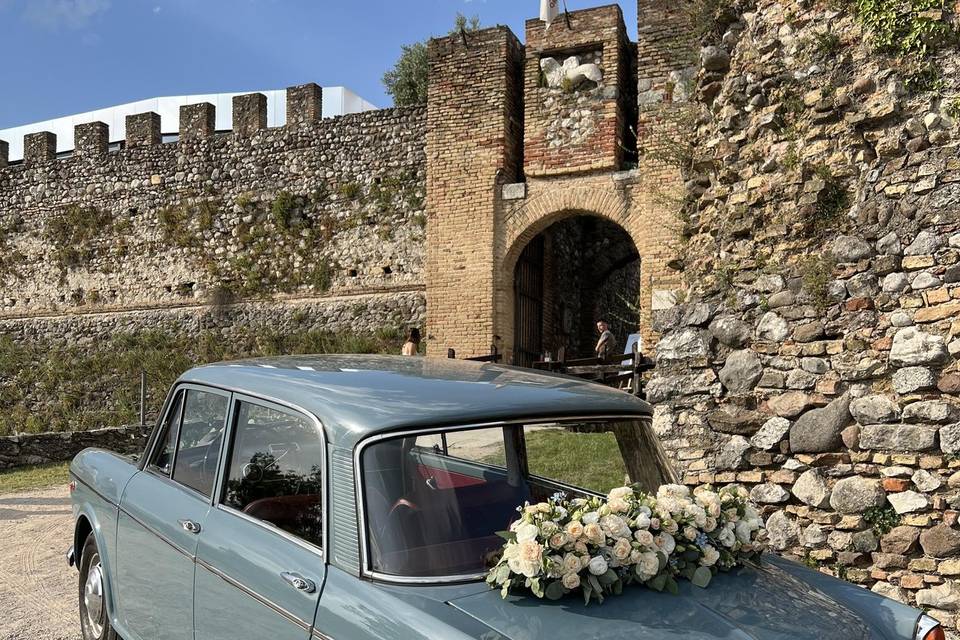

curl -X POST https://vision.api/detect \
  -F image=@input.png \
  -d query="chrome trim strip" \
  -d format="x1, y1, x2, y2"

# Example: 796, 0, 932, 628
352, 413, 651, 585
195, 557, 313, 633
217, 504, 325, 560
174, 381, 330, 557
118, 506, 195, 561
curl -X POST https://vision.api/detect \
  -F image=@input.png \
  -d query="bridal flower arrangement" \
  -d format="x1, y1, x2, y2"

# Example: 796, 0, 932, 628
485, 483, 765, 604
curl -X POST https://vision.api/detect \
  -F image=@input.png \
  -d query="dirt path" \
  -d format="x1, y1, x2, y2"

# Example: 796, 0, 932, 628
0, 485, 79, 640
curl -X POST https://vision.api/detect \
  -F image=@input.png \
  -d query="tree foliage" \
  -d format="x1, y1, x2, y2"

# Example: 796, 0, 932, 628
382, 13, 481, 107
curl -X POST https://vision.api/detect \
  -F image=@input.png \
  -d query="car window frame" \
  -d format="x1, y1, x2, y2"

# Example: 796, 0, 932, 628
353, 413, 652, 585
146, 388, 185, 477
142, 382, 232, 505
214, 392, 328, 560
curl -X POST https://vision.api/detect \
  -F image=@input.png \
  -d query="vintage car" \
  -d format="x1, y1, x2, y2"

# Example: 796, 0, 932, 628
69, 355, 943, 640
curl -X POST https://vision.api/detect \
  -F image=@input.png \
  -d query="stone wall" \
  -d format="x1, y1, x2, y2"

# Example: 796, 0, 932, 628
649, 0, 960, 627
0, 425, 149, 470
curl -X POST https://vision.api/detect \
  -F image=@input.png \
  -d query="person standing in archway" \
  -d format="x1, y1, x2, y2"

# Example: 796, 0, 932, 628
595, 319, 616, 360
401, 328, 422, 356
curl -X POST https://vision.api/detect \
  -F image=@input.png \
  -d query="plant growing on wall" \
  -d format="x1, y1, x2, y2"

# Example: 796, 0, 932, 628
382, 13, 482, 106
45, 205, 132, 281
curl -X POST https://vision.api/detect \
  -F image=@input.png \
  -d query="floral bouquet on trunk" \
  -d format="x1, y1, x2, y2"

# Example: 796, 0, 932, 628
486, 483, 764, 604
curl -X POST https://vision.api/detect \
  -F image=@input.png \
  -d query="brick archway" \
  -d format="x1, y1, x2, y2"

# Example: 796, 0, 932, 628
492, 175, 680, 363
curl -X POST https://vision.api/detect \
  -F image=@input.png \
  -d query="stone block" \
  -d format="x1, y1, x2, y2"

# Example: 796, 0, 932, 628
286, 83, 322, 126
233, 93, 268, 136
0, 139, 7, 167
502, 183, 527, 200
126, 112, 161, 148
180, 103, 215, 140
24, 131, 56, 163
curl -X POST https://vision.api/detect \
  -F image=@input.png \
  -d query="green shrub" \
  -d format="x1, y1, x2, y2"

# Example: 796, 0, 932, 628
864, 505, 900, 536
854, 0, 956, 60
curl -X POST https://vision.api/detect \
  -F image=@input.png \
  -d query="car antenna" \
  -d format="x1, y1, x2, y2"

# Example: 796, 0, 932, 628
139, 370, 147, 427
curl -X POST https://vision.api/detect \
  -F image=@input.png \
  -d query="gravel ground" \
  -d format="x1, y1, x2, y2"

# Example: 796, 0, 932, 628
0, 485, 79, 640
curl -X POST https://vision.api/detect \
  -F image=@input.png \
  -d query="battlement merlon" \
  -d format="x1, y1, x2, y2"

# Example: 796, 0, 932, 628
179, 103, 216, 141
233, 93, 267, 137
75, 122, 109, 159
24, 131, 56, 165
0, 140, 7, 168
126, 112, 161, 148
287, 83, 322, 126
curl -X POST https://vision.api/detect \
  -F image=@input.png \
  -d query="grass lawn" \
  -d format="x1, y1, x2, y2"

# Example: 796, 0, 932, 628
0, 462, 71, 494
485, 429, 628, 494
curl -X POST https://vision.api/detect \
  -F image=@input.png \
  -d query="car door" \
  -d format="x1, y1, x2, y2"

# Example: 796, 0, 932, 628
194, 395, 326, 640
116, 385, 230, 640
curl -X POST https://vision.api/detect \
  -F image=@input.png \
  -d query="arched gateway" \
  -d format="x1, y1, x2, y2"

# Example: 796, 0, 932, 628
424, 3, 693, 363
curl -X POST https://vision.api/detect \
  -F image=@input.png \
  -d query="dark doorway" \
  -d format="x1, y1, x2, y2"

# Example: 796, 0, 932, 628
513, 235, 545, 368
512, 216, 639, 366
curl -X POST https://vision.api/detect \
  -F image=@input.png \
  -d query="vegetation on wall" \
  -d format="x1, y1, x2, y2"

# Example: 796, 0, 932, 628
382, 13, 482, 106
45, 205, 133, 280
0, 326, 407, 436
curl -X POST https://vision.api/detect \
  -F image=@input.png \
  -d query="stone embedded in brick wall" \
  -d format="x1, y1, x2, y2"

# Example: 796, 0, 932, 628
0, 425, 150, 470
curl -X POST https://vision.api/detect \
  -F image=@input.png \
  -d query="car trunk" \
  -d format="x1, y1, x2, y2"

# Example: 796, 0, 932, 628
446, 556, 918, 640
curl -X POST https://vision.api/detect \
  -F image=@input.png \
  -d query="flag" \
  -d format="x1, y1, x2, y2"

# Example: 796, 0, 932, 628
541, 0, 560, 29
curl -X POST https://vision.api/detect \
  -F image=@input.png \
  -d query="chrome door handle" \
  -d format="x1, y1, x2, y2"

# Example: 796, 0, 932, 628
281, 572, 316, 594
178, 519, 201, 534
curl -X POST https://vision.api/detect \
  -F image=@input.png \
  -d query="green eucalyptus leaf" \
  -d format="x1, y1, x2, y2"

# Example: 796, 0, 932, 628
496, 530, 517, 542
648, 573, 667, 592
657, 552, 668, 572
666, 577, 679, 595
588, 574, 603, 595
598, 569, 618, 586
545, 580, 565, 600
530, 577, 544, 598
692, 567, 712, 589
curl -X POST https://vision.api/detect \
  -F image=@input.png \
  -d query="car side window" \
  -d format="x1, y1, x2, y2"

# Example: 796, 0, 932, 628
223, 401, 323, 548
149, 390, 184, 476
171, 389, 229, 497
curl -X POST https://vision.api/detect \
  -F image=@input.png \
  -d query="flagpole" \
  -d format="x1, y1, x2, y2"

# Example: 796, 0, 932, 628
563, 0, 572, 29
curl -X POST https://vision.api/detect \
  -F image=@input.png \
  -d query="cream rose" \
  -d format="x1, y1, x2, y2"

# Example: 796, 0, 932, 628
562, 572, 581, 590
701, 545, 720, 567
584, 523, 605, 544
608, 497, 629, 513
633, 529, 654, 547
516, 540, 543, 577
683, 526, 697, 541
565, 520, 584, 539
600, 514, 631, 539
638, 551, 660, 578
549, 532, 567, 549
562, 553, 581, 575
613, 537, 632, 560
515, 523, 540, 543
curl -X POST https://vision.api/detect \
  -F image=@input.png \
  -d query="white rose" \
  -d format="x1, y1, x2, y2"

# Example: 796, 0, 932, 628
600, 514, 631, 539
574, 541, 588, 555
655, 532, 676, 555
634, 513, 651, 530
562, 572, 581, 590
517, 540, 543, 577
683, 526, 698, 541
663, 519, 679, 535
701, 545, 720, 567
608, 498, 629, 513
638, 551, 660, 578
588, 556, 608, 576
582, 511, 600, 525
634, 529, 654, 547
649, 517, 661, 530
541, 521, 559, 535
549, 532, 567, 549
704, 516, 717, 533
718, 527, 736, 548
657, 484, 690, 500
629, 549, 643, 564
608, 486, 634, 501
516, 523, 540, 543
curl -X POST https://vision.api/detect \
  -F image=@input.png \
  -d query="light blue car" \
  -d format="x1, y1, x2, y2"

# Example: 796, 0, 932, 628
68, 355, 943, 640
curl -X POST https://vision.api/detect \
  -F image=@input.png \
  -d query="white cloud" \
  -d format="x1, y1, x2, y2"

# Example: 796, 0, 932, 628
23, 0, 111, 30
152, 5, 161, 13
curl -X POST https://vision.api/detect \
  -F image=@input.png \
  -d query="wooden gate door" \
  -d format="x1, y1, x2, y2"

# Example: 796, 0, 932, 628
513, 236, 545, 368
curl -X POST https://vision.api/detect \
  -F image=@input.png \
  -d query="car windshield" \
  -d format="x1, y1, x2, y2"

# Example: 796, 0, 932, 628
360, 418, 676, 579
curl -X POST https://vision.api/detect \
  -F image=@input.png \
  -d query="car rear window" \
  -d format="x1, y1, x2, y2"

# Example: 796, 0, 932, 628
360, 418, 674, 579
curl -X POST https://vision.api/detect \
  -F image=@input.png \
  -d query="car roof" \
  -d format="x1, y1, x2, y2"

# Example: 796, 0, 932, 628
177, 354, 653, 448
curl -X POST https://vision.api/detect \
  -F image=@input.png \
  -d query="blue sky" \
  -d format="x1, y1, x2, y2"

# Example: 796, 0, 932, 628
0, 0, 638, 128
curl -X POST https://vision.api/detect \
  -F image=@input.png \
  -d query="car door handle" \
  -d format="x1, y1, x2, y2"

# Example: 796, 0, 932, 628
281, 572, 316, 594
178, 519, 201, 534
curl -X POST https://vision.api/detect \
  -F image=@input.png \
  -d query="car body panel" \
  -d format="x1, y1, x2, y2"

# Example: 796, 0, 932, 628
194, 505, 324, 640
68, 356, 929, 640
116, 470, 210, 640
447, 555, 918, 640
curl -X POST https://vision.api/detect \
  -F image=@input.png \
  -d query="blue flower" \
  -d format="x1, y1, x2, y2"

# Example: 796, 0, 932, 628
695, 533, 710, 549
